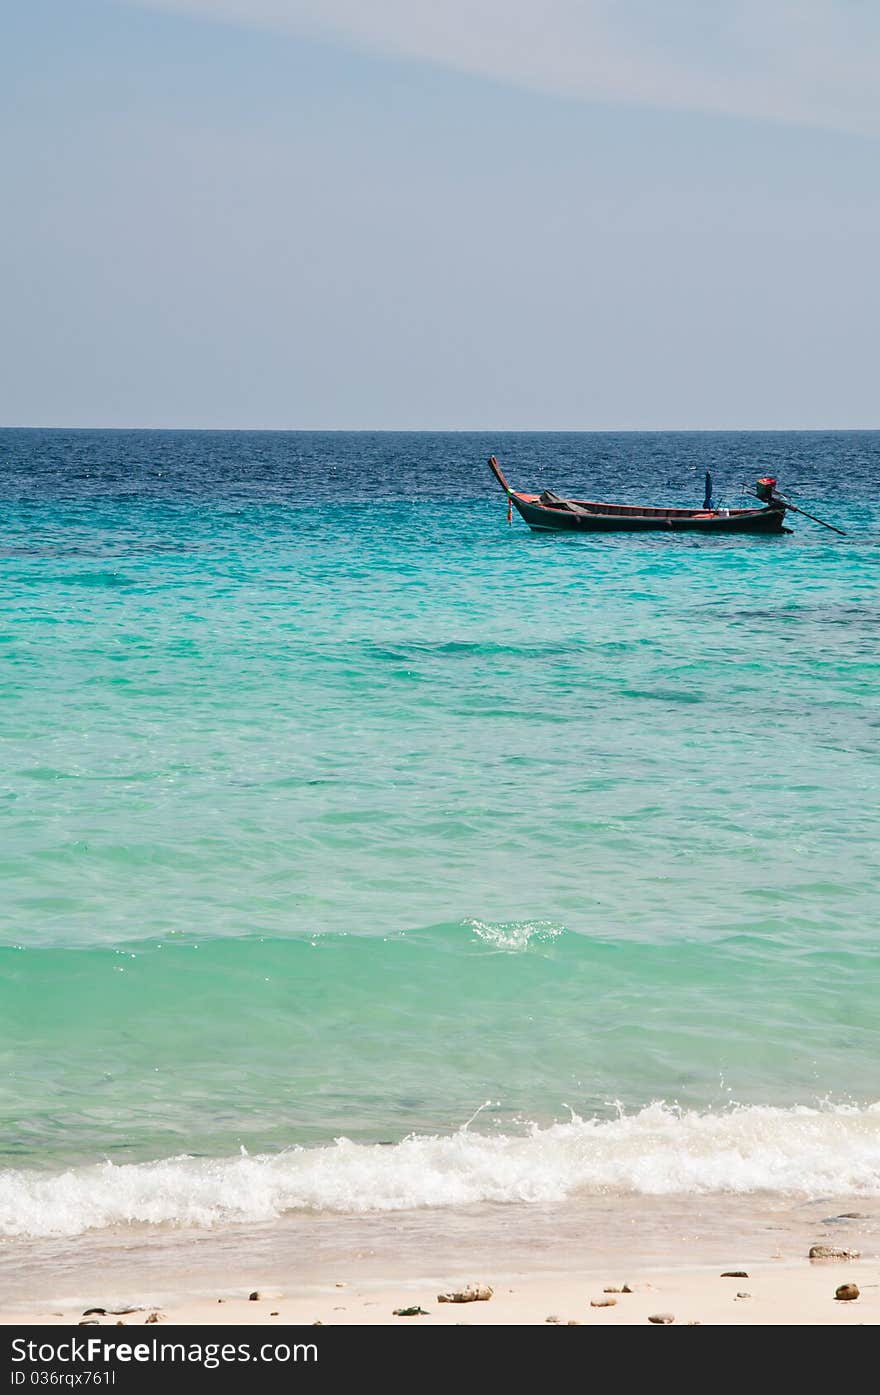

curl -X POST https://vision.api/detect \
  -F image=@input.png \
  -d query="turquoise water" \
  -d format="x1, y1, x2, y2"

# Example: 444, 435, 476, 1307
1, 430, 878, 1237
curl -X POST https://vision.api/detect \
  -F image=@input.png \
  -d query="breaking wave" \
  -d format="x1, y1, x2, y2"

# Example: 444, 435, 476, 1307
3, 1101, 880, 1239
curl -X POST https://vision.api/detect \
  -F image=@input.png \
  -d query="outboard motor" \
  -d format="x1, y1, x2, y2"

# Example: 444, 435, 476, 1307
753, 477, 845, 534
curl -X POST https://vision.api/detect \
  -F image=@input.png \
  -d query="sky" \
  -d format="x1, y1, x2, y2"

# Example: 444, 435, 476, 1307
2, 0, 878, 429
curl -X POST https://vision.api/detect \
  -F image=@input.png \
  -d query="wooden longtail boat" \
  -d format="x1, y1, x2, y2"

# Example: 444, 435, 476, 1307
488, 456, 789, 535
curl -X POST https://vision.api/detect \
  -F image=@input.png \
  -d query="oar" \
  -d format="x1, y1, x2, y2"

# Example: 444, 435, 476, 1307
770, 494, 847, 536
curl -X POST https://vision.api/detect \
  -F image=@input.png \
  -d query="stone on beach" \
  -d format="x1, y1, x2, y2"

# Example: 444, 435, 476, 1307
834, 1284, 859, 1302
393, 1306, 429, 1316
720, 1271, 748, 1278
83, 1306, 138, 1318
591, 1297, 617, 1307
809, 1245, 861, 1261
437, 1285, 493, 1303
648, 1312, 675, 1324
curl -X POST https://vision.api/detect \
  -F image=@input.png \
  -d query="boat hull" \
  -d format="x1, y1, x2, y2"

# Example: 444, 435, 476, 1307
511, 494, 788, 535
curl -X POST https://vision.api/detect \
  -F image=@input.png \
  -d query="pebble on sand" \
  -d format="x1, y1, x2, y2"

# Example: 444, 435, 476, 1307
591, 1297, 617, 1307
834, 1284, 860, 1302
248, 1291, 261, 1302
393, 1306, 429, 1317
648, 1313, 675, 1324
809, 1246, 861, 1261
83, 1307, 138, 1318
720, 1271, 748, 1278
437, 1285, 493, 1303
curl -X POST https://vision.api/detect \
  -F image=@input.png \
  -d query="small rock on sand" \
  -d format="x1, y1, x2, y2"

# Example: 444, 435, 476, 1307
393, 1306, 428, 1317
809, 1246, 861, 1261
545, 1315, 561, 1324
591, 1297, 617, 1307
603, 1286, 623, 1293
248, 1291, 261, 1301
648, 1313, 675, 1325
736, 1293, 751, 1300
622, 1284, 633, 1293
834, 1284, 859, 1302
437, 1285, 493, 1303
720, 1271, 748, 1278
145, 1313, 163, 1325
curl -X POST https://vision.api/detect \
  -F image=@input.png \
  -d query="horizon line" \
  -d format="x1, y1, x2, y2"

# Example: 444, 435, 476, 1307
2, 424, 879, 435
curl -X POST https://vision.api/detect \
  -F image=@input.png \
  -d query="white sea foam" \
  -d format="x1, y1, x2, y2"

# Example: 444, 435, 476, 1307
3, 1102, 880, 1240
464, 918, 565, 950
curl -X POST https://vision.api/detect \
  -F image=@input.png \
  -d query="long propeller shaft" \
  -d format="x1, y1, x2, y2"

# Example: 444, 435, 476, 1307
773, 496, 847, 535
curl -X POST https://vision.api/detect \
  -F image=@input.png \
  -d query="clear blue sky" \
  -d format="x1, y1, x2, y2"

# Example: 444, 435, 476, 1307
2, 1, 878, 428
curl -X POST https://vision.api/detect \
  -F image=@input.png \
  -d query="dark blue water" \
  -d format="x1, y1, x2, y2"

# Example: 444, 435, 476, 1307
2, 428, 878, 505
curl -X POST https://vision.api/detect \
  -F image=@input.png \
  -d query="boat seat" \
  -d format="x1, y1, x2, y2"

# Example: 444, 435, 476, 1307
539, 490, 590, 515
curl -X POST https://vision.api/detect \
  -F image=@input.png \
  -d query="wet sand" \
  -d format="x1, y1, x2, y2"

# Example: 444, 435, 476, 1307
2, 1193, 877, 1326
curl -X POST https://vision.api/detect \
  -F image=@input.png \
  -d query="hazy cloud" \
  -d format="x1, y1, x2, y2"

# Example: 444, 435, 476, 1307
129, 0, 879, 134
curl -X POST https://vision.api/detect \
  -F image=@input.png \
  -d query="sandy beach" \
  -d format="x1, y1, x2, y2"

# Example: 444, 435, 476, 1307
4, 1260, 876, 1327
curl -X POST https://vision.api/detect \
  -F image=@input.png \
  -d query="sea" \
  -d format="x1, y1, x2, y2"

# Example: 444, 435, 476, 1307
1, 429, 878, 1305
